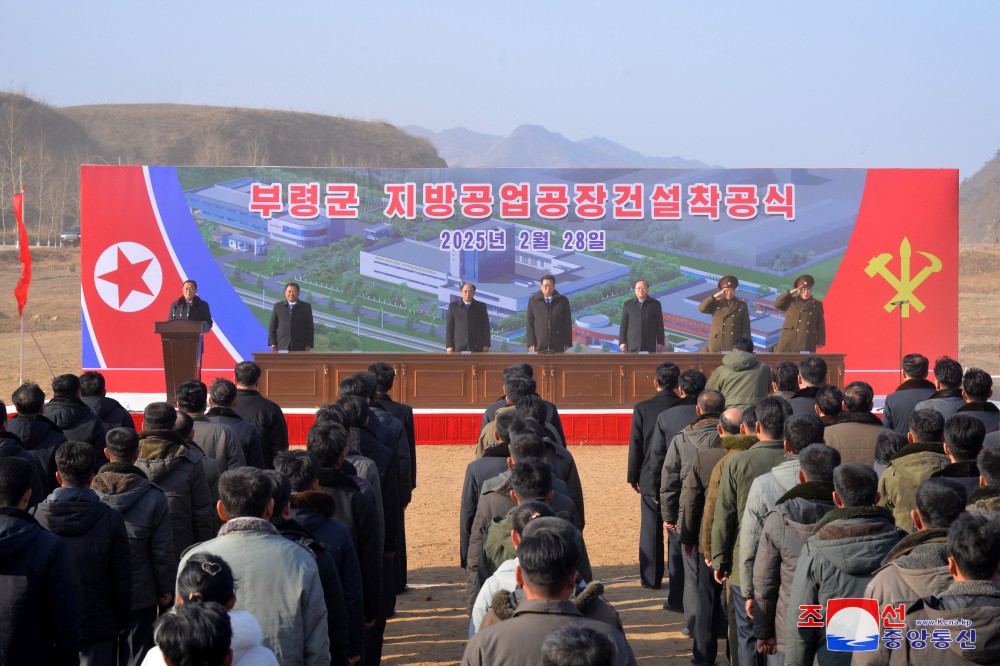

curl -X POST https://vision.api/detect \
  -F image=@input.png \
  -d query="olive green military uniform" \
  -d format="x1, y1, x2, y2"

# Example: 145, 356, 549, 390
774, 292, 825, 352
700, 296, 752, 353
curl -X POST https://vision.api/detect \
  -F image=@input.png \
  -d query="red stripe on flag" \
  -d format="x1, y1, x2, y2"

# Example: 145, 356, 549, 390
13, 190, 31, 316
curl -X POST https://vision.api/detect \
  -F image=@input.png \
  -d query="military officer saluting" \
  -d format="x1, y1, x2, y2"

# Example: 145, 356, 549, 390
699, 275, 751, 352
774, 274, 826, 352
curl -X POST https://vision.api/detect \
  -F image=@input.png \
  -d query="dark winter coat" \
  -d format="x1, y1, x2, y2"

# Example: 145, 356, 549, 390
274, 517, 352, 666
956, 400, 1000, 433
881, 378, 936, 435
268, 298, 314, 351
234, 388, 290, 469
168, 294, 213, 327
289, 489, 364, 660
135, 429, 215, 561
787, 385, 822, 416
82, 395, 136, 432
645, 397, 697, 498
92, 462, 176, 610
32, 487, 132, 641
206, 406, 264, 468
460, 446, 509, 567
375, 392, 416, 488
0, 431, 47, 508
316, 466, 381, 623
6, 413, 66, 492
0, 506, 79, 665
44, 395, 107, 470
627, 390, 681, 492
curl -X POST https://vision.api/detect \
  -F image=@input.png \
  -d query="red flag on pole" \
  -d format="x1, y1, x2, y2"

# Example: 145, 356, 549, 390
13, 189, 31, 316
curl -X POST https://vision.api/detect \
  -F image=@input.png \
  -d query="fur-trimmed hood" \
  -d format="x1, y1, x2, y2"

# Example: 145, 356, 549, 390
881, 528, 948, 567
894, 378, 936, 392
289, 490, 337, 518
721, 434, 757, 451
833, 410, 883, 427
490, 580, 606, 622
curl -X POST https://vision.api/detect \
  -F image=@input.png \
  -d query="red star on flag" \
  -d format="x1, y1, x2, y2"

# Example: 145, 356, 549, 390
96, 246, 155, 307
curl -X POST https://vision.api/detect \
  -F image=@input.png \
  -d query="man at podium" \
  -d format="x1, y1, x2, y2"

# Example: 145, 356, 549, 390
169, 280, 213, 328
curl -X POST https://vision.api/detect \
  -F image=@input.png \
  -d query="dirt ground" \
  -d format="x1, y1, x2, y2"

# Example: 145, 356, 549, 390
2, 246, 999, 664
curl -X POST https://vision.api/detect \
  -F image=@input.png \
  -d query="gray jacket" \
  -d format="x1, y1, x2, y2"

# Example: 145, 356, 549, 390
180, 518, 330, 666
785, 506, 905, 666
659, 415, 720, 525
738, 456, 800, 597
93, 464, 176, 611
752, 481, 835, 650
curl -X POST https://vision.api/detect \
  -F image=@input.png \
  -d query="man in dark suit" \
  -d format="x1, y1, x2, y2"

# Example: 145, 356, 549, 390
619, 279, 665, 353
268, 282, 314, 352
445, 283, 491, 353
627, 362, 682, 589
525, 274, 573, 353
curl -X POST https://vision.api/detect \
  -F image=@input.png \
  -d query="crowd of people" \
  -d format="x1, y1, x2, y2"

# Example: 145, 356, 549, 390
0, 360, 414, 666
3, 346, 1000, 665
627, 347, 1000, 665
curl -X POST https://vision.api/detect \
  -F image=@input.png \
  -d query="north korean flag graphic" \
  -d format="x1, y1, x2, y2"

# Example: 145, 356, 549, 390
81, 166, 265, 392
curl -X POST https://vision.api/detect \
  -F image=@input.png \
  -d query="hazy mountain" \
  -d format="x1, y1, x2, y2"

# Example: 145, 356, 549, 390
959, 149, 1000, 244
403, 123, 714, 169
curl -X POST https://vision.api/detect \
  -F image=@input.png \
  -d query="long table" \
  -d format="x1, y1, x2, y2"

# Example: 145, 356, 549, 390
253, 352, 845, 410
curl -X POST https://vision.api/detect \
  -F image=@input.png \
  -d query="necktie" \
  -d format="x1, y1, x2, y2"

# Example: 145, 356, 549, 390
546, 298, 551, 304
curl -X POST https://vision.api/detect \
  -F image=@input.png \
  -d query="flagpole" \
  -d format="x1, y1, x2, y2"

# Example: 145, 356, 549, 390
13, 186, 30, 386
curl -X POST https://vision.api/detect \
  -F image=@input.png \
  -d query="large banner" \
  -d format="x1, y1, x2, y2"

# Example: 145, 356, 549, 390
80, 166, 957, 395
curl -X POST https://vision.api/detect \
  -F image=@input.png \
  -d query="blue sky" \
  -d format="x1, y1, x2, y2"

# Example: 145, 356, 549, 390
4, 1, 998, 177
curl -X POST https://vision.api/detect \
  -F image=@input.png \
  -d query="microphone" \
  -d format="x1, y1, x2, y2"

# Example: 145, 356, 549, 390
890, 299, 910, 306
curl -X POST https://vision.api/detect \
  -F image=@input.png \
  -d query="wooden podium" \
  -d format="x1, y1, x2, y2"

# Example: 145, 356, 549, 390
155, 320, 209, 403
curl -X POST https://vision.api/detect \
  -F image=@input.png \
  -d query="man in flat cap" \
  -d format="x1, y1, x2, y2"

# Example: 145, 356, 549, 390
774, 274, 826, 353
699, 275, 751, 353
